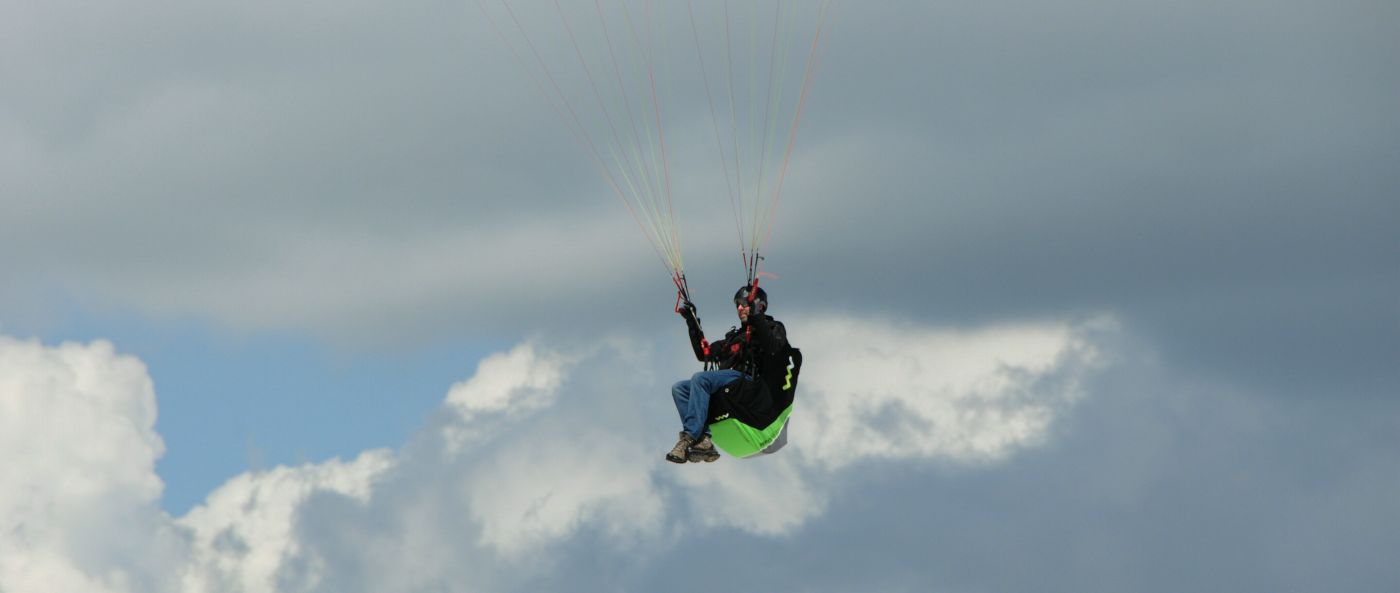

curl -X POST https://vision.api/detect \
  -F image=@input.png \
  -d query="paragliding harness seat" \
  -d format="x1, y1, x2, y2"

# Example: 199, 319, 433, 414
704, 347, 802, 458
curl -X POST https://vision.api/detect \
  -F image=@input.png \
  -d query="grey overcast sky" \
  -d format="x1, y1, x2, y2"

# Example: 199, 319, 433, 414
2, 1, 1397, 592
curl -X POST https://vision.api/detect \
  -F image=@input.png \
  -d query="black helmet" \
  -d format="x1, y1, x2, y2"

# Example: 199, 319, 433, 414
734, 285, 768, 313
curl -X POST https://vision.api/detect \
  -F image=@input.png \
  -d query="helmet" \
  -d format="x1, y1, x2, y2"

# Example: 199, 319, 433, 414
734, 285, 768, 313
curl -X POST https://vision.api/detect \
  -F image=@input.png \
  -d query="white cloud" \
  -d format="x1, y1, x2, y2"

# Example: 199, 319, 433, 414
441, 342, 577, 455
0, 336, 179, 593
660, 313, 1108, 536
463, 430, 664, 557
178, 451, 393, 593
0, 315, 1111, 591
674, 456, 827, 535
792, 315, 1108, 468
446, 343, 571, 419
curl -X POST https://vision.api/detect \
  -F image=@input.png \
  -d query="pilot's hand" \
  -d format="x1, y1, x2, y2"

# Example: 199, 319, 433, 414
678, 300, 698, 320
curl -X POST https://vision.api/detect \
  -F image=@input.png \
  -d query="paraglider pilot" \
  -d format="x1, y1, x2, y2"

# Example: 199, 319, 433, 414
669, 284, 791, 463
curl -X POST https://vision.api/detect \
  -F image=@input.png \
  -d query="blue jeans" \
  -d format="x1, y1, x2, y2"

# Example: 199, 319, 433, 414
671, 369, 745, 438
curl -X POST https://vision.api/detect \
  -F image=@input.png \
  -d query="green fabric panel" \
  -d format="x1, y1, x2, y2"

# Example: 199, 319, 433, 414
708, 405, 794, 458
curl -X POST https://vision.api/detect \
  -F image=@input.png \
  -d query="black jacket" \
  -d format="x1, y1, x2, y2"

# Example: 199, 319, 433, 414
683, 310, 795, 427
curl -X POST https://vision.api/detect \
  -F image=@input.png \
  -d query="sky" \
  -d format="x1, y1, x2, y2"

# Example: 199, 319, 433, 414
2, 1, 1398, 592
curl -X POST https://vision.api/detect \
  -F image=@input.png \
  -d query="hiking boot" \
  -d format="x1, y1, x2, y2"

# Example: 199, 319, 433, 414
665, 432, 695, 464
688, 434, 721, 463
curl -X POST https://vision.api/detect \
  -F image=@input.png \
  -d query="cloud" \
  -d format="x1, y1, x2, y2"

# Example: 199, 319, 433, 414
673, 453, 826, 536
178, 452, 393, 593
3, 0, 1393, 395
0, 313, 1107, 591
272, 312, 1106, 590
793, 315, 1108, 468
462, 430, 664, 557
2, 0, 1394, 587
445, 343, 574, 429
0, 336, 178, 593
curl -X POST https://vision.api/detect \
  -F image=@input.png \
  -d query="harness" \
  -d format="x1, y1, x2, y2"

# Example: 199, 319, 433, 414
705, 345, 803, 458
705, 325, 759, 375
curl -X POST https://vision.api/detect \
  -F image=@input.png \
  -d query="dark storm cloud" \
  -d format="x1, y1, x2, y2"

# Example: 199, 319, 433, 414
6, 0, 1392, 370
744, 0, 1400, 399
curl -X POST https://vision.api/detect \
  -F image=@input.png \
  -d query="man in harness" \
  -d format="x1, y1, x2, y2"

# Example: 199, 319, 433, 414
668, 283, 801, 463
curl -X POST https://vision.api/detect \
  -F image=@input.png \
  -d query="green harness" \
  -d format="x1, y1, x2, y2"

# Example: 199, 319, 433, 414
707, 348, 802, 458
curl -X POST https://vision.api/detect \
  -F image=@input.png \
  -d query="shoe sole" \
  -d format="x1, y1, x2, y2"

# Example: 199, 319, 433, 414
687, 451, 720, 463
